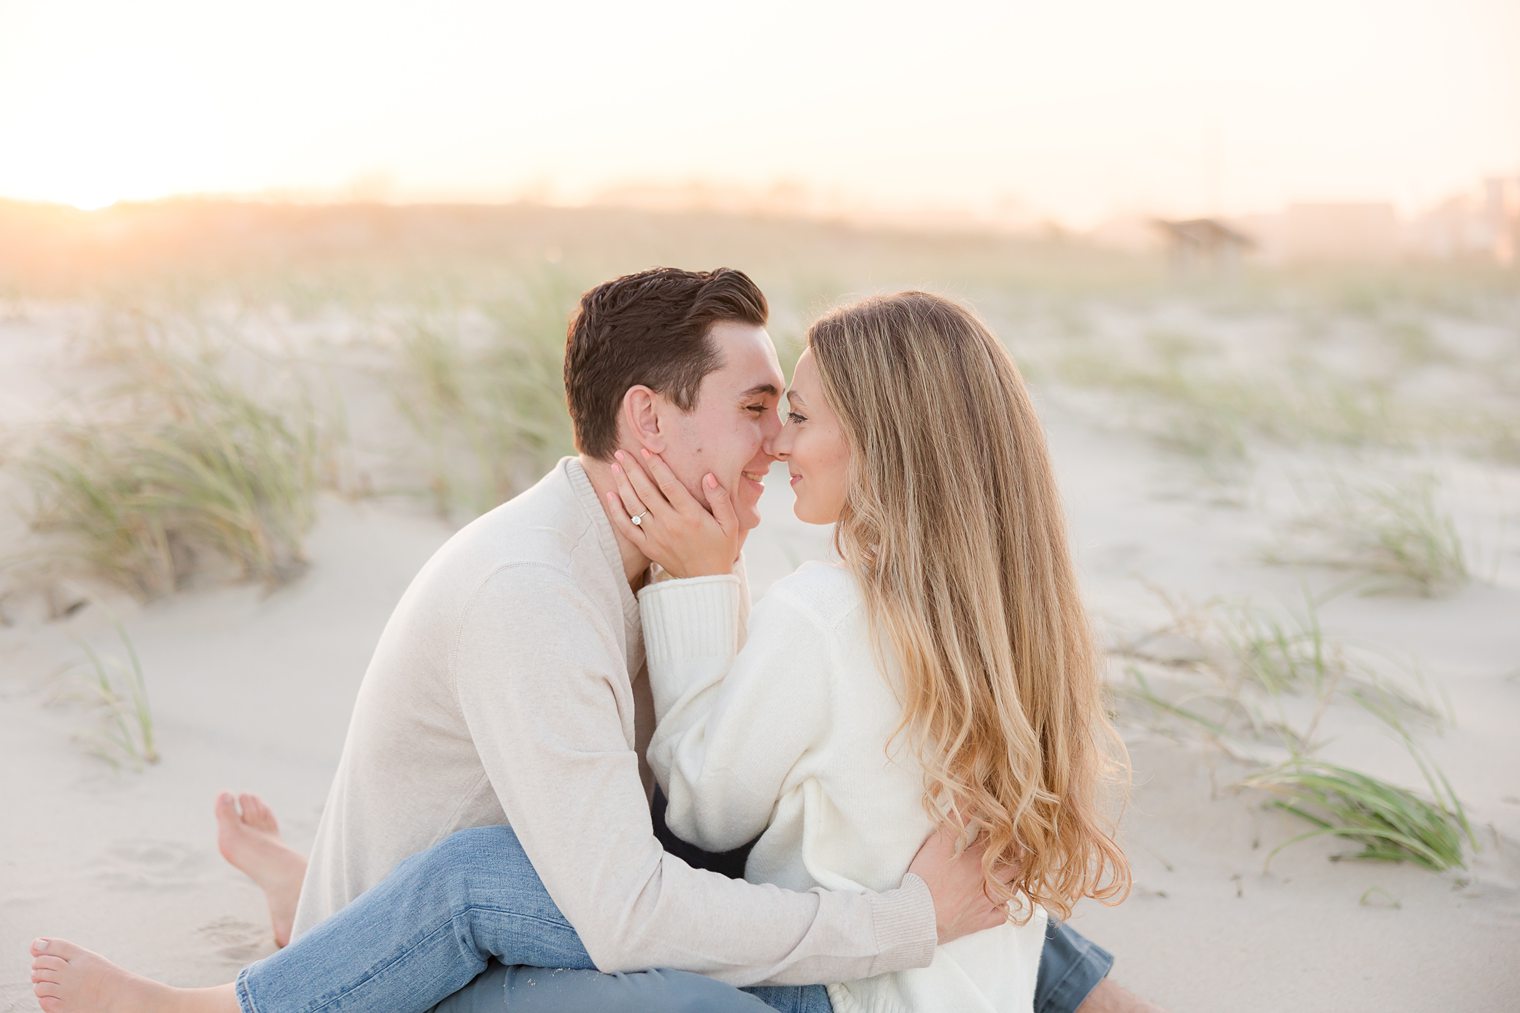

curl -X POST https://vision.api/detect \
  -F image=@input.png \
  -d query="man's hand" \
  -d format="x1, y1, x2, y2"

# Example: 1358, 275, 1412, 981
906, 823, 1015, 944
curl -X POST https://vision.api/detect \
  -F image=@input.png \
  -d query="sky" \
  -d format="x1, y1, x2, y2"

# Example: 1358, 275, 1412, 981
1, 0, 1517, 226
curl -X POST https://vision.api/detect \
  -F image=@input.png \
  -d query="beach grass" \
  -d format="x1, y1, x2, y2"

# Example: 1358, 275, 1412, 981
1270, 472, 1471, 597
390, 284, 576, 519
1221, 599, 1337, 699
1041, 294, 1520, 476
1344, 476, 1470, 595
1243, 753, 1473, 872
21, 349, 320, 597
1112, 587, 1470, 873
73, 622, 158, 769
1166, 589, 1440, 728
1114, 664, 1249, 744
1116, 658, 1474, 873
1046, 342, 1420, 470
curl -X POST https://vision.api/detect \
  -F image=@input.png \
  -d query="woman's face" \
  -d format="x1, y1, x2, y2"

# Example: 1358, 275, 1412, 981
772, 347, 851, 525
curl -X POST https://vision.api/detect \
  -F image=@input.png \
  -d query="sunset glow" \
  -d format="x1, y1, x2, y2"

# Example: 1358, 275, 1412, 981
2, 0, 1517, 225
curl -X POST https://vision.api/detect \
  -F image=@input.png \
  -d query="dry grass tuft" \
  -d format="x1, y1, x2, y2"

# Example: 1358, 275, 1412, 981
20, 349, 320, 597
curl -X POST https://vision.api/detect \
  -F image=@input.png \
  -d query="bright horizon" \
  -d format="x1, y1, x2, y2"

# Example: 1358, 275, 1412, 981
2, 0, 1517, 227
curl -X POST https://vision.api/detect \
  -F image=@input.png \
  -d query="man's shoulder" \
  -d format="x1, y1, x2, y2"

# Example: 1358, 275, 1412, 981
424, 463, 595, 588
444, 509, 583, 578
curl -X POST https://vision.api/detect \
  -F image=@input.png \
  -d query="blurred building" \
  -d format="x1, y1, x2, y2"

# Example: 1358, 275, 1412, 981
1412, 175, 1520, 265
1279, 202, 1400, 263
1149, 217, 1256, 271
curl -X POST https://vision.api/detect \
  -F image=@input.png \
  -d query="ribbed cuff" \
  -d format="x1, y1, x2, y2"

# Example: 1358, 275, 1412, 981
638, 574, 743, 666
866, 872, 938, 976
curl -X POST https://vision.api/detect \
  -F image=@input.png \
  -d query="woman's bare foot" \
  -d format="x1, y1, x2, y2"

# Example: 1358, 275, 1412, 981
29, 938, 238, 1013
214, 791, 307, 948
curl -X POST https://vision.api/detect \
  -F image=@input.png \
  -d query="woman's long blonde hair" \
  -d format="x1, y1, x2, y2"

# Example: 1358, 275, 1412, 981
808, 292, 1130, 921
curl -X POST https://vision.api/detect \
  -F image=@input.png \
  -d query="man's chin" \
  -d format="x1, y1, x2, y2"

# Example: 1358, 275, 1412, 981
737, 500, 764, 533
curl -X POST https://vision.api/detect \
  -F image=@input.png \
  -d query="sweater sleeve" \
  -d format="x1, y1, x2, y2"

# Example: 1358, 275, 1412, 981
638, 574, 833, 853
451, 565, 935, 987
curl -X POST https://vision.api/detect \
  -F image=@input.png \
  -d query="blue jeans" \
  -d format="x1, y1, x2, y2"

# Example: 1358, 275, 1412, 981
234, 826, 824, 1012
1036, 916, 1115, 1013
431, 963, 826, 1013
236, 824, 1107, 1012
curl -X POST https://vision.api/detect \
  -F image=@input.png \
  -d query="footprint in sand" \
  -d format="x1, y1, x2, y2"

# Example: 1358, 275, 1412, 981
90, 838, 206, 891
199, 915, 273, 963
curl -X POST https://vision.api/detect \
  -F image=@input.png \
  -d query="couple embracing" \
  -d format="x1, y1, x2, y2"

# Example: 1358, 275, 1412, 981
30, 268, 1151, 1013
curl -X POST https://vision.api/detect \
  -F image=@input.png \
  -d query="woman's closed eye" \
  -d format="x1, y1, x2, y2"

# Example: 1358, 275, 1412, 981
786, 411, 808, 425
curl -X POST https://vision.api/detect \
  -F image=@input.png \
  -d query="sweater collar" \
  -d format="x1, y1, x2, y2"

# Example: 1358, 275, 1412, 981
562, 457, 642, 635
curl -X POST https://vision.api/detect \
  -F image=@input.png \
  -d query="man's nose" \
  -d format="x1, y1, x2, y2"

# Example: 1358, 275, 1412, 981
764, 425, 789, 461
760, 410, 783, 457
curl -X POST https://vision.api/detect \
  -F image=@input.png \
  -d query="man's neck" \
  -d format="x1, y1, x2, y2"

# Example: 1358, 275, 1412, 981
579, 453, 653, 590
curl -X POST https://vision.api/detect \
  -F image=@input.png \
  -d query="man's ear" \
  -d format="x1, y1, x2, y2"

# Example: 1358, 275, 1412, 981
619, 385, 668, 454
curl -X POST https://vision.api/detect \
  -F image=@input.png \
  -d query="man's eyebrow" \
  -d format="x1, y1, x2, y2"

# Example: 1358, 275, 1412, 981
740, 383, 780, 399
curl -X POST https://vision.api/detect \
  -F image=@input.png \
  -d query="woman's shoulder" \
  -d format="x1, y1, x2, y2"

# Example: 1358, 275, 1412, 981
763, 560, 866, 633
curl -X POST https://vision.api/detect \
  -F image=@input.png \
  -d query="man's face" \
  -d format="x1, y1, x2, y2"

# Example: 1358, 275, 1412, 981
661, 320, 785, 531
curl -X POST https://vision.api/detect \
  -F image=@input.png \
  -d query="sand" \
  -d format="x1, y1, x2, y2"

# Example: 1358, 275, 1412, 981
2, 295, 1517, 1013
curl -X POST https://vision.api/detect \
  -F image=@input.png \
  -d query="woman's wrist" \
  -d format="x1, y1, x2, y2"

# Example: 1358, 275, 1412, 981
685, 554, 737, 578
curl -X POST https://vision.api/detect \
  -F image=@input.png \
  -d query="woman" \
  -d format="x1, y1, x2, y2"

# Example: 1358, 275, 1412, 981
29, 292, 1128, 1012
606, 291, 1130, 1011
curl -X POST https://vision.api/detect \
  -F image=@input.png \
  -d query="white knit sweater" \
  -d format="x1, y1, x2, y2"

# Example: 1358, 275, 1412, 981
641, 560, 1047, 1012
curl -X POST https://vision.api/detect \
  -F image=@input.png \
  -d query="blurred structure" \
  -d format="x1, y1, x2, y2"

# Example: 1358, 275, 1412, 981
1413, 175, 1520, 265
1279, 202, 1400, 263
1150, 217, 1256, 272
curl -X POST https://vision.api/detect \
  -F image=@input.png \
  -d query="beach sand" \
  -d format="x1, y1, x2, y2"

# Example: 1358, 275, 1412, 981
2, 280, 1517, 1012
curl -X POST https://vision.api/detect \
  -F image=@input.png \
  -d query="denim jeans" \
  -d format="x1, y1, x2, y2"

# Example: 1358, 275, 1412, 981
234, 825, 827, 1013
432, 962, 829, 1013
236, 822, 1106, 1013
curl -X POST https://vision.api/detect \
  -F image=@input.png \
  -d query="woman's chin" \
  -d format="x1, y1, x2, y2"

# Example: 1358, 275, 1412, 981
791, 502, 830, 526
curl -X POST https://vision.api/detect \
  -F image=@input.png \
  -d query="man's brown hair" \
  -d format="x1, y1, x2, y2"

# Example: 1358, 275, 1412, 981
563, 267, 768, 459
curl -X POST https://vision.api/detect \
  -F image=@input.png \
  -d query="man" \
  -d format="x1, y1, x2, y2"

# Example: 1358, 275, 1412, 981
218, 267, 1141, 1010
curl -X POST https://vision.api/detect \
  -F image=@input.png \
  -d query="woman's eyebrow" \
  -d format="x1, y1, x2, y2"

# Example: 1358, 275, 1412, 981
786, 389, 808, 407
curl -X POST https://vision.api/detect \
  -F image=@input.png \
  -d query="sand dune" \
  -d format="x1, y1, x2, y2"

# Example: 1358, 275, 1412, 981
3, 265, 1517, 1012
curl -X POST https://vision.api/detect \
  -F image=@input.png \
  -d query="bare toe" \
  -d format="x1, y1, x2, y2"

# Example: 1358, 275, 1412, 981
214, 791, 238, 825
35, 937, 83, 962
22, 937, 188, 1012
32, 955, 68, 983
239, 793, 279, 834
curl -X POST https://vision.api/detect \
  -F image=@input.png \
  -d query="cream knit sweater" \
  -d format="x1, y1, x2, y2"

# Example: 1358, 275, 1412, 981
641, 560, 1048, 1012
289, 458, 936, 986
